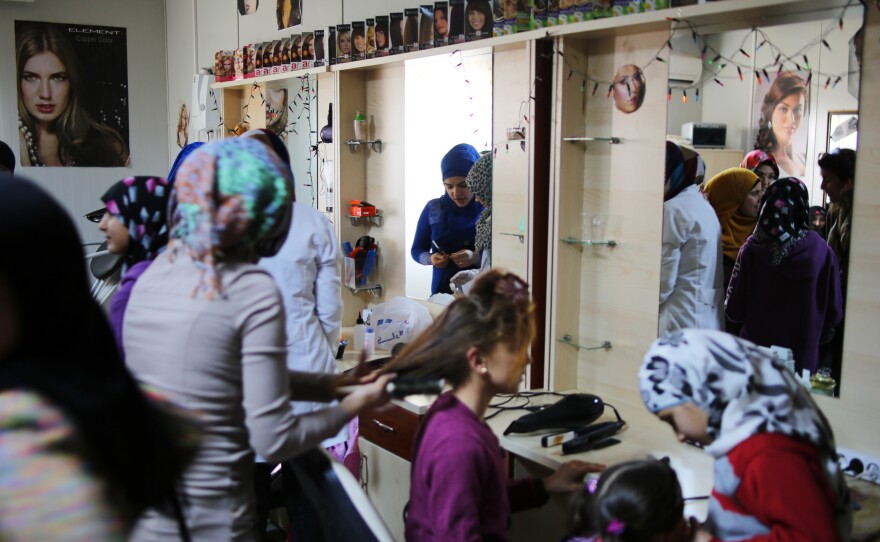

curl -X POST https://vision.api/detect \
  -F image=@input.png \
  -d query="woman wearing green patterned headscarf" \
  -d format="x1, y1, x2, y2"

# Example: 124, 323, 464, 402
123, 137, 393, 540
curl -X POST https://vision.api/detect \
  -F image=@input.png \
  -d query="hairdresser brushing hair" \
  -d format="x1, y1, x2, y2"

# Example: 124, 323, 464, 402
384, 269, 604, 541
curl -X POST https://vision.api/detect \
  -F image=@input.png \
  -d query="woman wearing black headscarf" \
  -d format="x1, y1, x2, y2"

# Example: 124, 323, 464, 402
0, 176, 195, 540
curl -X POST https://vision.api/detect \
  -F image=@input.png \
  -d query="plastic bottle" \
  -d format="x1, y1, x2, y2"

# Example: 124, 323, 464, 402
353, 314, 366, 350
353, 111, 366, 141
364, 327, 375, 357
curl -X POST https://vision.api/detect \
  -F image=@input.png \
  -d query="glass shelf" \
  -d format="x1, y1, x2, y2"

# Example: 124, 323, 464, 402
347, 214, 383, 226
558, 335, 612, 351
499, 232, 525, 244
346, 139, 383, 153
347, 283, 383, 298
561, 237, 617, 247
562, 136, 622, 144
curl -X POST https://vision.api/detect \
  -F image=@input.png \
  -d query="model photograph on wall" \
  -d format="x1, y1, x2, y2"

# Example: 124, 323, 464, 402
753, 70, 810, 179
277, 0, 302, 30
15, 20, 130, 167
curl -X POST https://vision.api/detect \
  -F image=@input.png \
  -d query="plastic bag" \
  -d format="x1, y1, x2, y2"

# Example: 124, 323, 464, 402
370, 296, 432, 351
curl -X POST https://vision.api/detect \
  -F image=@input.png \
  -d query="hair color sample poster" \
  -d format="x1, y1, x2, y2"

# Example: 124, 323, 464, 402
15, 20, 130, 168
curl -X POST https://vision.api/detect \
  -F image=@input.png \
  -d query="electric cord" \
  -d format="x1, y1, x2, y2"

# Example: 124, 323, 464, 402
484, 391, 570, 421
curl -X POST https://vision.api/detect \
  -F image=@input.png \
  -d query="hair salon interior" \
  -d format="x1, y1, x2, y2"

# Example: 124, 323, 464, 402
1, 0, 879, 540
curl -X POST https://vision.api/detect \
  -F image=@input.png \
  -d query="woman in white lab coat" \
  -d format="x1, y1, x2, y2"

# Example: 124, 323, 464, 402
658, 142, 724, 335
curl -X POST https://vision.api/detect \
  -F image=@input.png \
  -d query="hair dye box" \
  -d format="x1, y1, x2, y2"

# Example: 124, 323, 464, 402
545, 0, 560, 25
288, 35, 300, 71
279, 38, 292, 73
404, 8, 420, 52
533, 0, 548, 28
301, 32, 314, 69
233, 48, 244, 80
593, 0, 613, 18
465, 0, 492, 41
215, 50, 236, 82
336, 24, 352, 63
448, 0, 466, 44
374, 15, 390, 56
351, 21, 367, 61
261, 41, 274, 75
328, 26, 338, 65
313, 30, 326, 66
419, 5, 435, 50
389, 12, 405, 55
434, 2, 449, 46
243, 44, 256, 78
366, 19, 377, 59
270, 40, 283, 74
573, 0, 593, 21
493, 0, 508, 36
516, 0, 534, 31
558, 0, 576, 23
612, 0, 641, 15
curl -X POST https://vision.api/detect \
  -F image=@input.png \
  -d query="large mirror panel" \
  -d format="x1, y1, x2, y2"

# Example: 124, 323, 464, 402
661, 5, 864, 397
404, 49, 493, 301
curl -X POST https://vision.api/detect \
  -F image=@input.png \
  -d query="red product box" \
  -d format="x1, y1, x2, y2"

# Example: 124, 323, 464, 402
349, 200, 378, 217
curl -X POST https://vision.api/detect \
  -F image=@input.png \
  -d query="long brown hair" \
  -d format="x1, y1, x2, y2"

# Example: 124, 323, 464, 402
381, 270, 536, 389
16, 23, 127, 166
754, 72, 806, 153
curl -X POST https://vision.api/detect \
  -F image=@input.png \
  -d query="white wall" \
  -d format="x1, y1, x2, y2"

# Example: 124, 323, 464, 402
0, 0, 169, 244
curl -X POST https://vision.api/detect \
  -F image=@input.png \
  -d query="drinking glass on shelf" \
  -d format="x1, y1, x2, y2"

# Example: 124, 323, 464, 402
582, 213, 606, 242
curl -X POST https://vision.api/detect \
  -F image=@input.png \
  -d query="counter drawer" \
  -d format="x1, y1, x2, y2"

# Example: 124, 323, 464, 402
359, 403, 422, 461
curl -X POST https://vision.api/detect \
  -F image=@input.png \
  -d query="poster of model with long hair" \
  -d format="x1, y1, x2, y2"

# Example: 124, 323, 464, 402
753, 71, 810, 179
15, 20, 130, 167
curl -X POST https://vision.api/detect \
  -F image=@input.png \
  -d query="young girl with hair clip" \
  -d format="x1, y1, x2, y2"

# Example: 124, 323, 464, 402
566, 459, 697, 542
384, 270, 604, 541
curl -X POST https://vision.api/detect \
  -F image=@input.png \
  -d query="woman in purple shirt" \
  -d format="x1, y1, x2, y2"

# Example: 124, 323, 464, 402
385, 270, 604, 541
725, 178, 843, 375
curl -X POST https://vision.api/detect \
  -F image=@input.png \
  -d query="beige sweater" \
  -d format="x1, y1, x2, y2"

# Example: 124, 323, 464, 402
124, 249, 347, 541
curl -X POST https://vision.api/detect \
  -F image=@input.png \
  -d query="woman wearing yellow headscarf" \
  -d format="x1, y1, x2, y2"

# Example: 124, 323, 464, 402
703, 167, 761, 333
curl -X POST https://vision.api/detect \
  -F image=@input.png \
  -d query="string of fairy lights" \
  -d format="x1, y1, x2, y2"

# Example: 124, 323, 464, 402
209, 76, 319, 205
556, 0, 863, 104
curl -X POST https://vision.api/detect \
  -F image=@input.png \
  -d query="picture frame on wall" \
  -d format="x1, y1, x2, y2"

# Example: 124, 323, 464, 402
826, 110, 858, 153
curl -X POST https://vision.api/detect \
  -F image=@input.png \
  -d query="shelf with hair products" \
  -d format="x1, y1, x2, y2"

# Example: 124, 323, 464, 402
210, 65, 329, 90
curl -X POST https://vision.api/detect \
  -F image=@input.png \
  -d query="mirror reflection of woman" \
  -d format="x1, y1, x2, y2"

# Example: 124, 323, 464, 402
17, 23, 129, 167
726, 178, 843, 376
659, 143, 723, 335
411, 144, 485, 296
754, 72, 808, 178
702, 167, 761, 334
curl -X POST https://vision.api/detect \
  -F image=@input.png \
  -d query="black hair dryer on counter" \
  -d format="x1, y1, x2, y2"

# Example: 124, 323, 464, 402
320, 103, 333, 144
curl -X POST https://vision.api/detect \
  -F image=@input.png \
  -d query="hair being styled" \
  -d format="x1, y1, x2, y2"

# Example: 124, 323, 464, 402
568, 459, 684, 542
754, 72, 807, 153
818, 148, 856, 184
16, 23, 128, 167
382, 269, 535, 388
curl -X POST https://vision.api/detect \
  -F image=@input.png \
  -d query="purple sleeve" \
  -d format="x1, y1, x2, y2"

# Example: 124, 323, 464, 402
822, 248, 844, 334
508, 477, 549, 513
109, 261, 151, 358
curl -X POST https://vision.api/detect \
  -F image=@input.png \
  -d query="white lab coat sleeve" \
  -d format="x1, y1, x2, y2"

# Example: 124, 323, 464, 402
659, 203, 686, 305
315, 216, 343, 353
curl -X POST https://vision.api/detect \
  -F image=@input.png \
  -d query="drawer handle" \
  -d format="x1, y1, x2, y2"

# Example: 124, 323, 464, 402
373, 419, 395, 433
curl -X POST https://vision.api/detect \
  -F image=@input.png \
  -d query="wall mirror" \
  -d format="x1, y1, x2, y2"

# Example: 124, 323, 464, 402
403, 48, 493, 301
661, 4, 864, 398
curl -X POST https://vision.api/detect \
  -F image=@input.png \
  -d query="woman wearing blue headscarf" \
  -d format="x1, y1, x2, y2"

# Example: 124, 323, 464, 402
411, 143, 485, 295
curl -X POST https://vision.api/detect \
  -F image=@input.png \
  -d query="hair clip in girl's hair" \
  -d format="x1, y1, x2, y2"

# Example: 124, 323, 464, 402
606, 519, 625, 535
494, 274, 530, 303
586, 478, 599, 494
